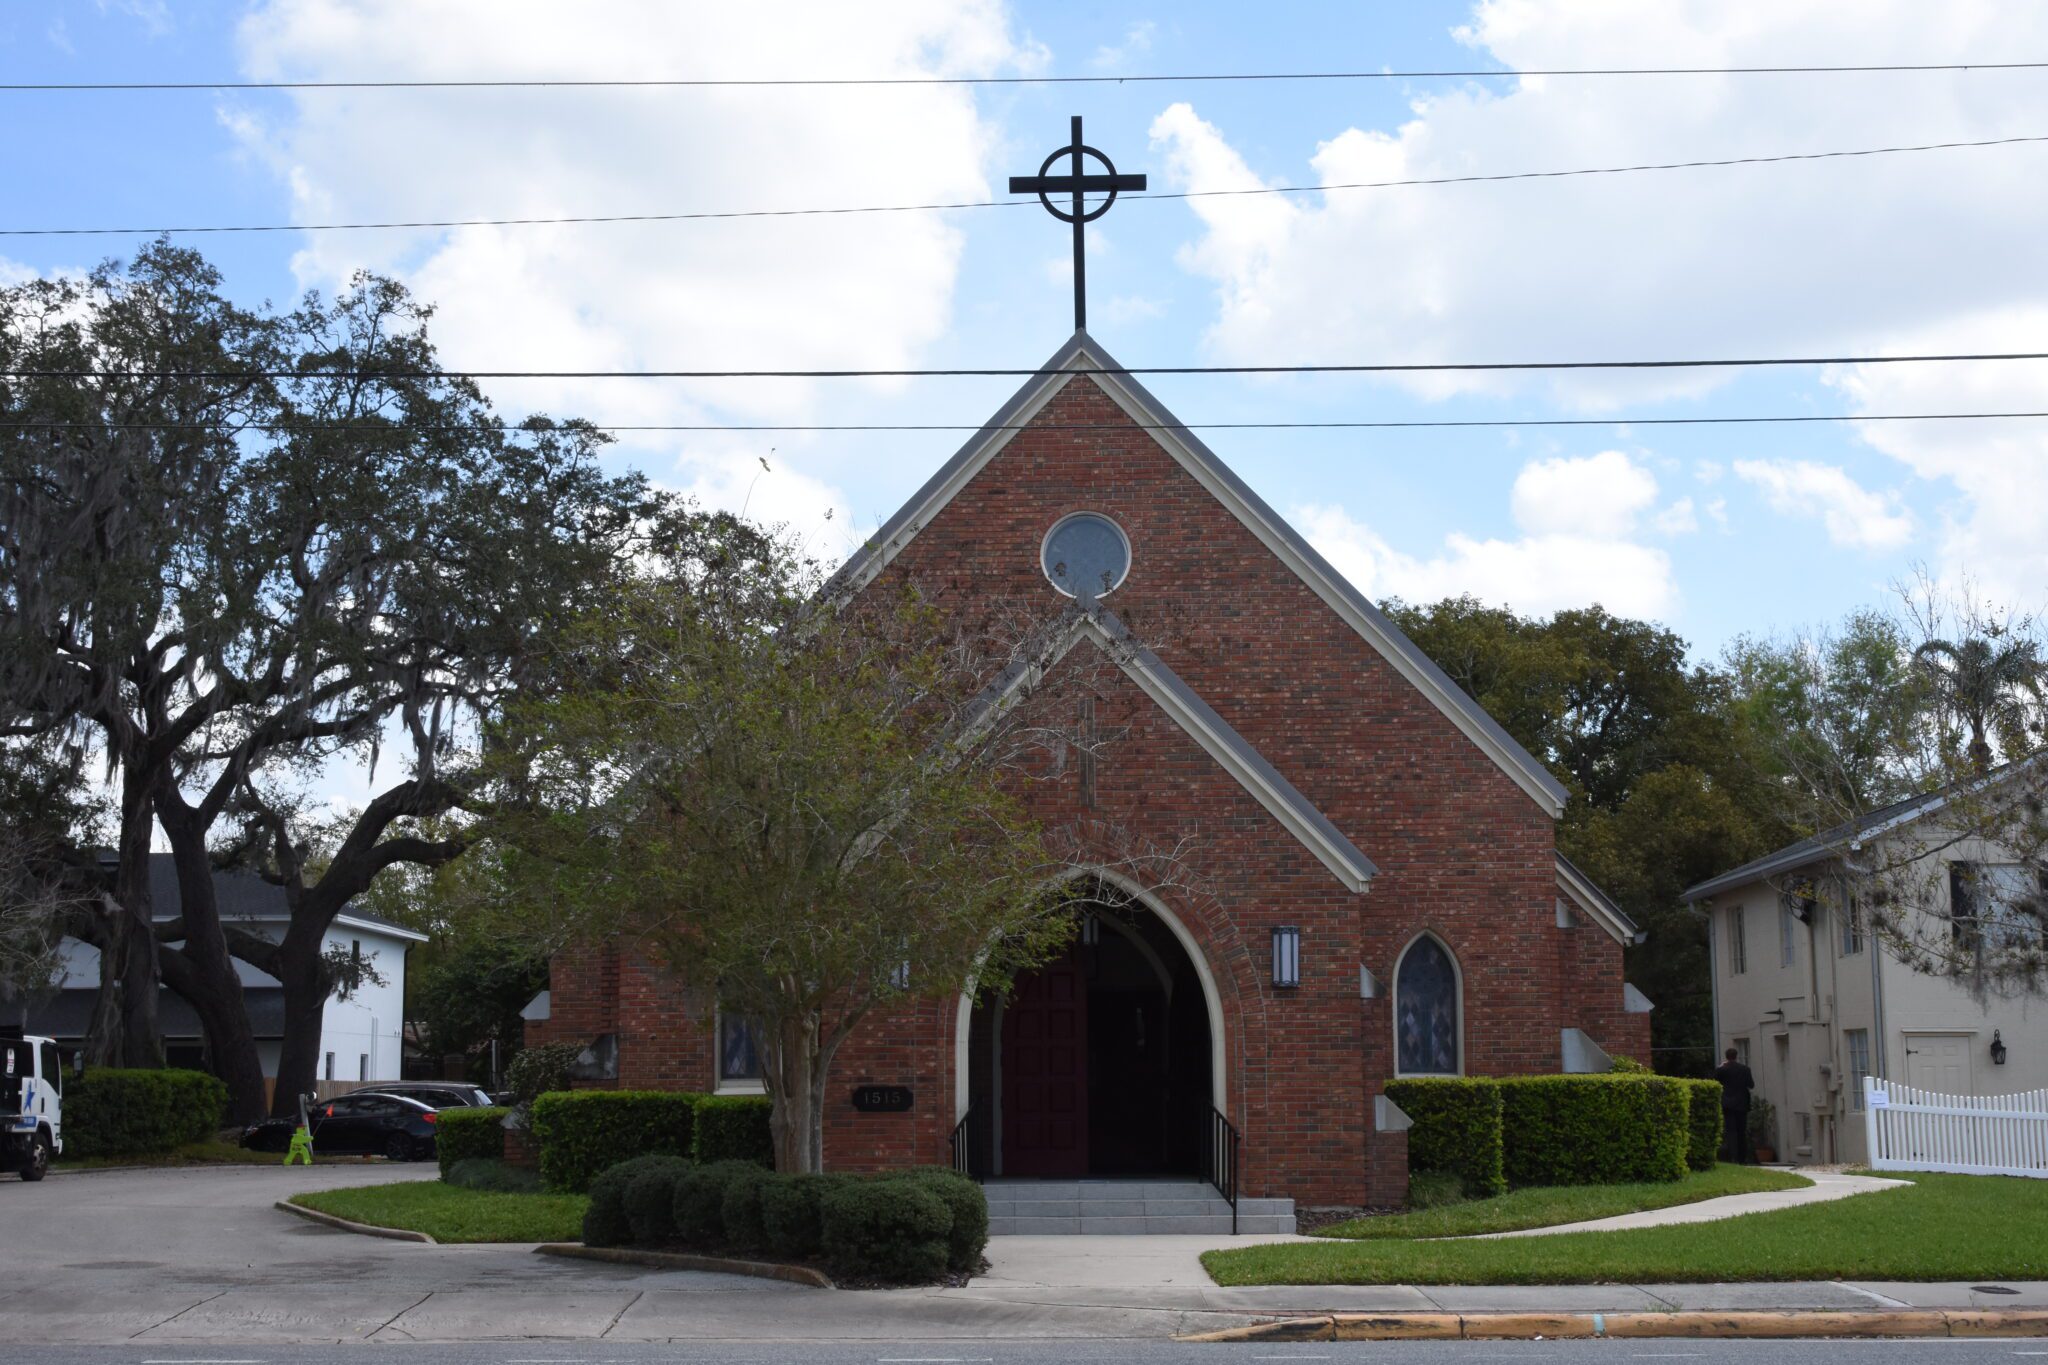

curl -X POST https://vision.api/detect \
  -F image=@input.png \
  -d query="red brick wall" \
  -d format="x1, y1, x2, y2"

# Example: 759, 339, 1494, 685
542, 371, 1639, 1205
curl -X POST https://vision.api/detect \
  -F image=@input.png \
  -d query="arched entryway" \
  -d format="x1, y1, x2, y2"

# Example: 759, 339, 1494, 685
958, 878, 1220, 1178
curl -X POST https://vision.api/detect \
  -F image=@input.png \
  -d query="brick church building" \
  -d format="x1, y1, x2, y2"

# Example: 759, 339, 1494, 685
533, 329, 1650, 1209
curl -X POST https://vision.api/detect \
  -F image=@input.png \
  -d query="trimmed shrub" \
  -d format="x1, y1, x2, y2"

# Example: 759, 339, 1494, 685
1679, 1079, 1724, 1171
435, 1106, 507, 1177
65, 1068, 228, 1158
444, 1157, 541, 1194
584, 1153, 689, 1248
693, 1094, 775, 1166
820, 1177, 950, 1283
624, 1156, 695, 1246
1607, 1055, 1651, 1074
1383, 1077, 1506, 1198
719, 1164, 772, 1254
671, 1160, 760, 1247
759, 1172, 851, 1259
894, 1168, 989, 1273
1498, 1075, 1689, 1186
530, 1090, 699, 1192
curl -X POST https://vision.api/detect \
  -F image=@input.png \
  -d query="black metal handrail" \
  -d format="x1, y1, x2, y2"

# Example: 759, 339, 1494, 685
949, 1108, 974, 1179
1205, 1104, 1241, 1233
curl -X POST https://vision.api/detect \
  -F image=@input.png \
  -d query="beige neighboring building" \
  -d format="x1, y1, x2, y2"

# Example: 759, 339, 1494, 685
1684, 788, 2048, 1166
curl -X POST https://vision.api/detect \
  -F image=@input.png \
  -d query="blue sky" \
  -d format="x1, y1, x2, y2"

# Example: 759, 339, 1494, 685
8, 0, 2047, 661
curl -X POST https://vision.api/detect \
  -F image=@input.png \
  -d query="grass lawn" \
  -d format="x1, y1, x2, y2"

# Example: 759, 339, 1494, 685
58, 1139, 300, 1170
291, 1181, 589, 1243
1206, 1173, 2048, 1285
1314, 1164, 1809, 1240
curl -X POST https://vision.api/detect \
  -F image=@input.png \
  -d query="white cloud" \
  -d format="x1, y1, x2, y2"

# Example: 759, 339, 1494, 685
1653, 497, 1699, 536
1509, 448, 1656, 537
1147, 2, 2048, 590
1293, 448, 1675, 618
229, 1, 1031, 522
1732, 459, 1915, 551
1092, 20, 1156, 70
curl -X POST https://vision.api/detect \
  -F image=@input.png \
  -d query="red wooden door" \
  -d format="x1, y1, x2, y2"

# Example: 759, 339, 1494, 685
1001, 947, 1089, 1176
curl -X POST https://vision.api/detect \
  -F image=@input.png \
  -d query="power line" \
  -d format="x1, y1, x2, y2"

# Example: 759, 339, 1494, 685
11, 61, 2048, 91
9, 411, 2048, 434
8, 133, 2043, 238
14, 351, 2048, 381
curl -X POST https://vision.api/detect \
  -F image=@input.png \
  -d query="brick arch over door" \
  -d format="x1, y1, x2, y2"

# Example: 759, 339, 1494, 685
951, 866, 1231, 1126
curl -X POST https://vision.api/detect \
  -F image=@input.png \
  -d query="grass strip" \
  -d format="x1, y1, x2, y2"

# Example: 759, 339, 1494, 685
1314, 1164, 1808, 1240
1207, 1173, 2048, 1285
58, 1139, 305, 1170
291, 1180, 589, 1244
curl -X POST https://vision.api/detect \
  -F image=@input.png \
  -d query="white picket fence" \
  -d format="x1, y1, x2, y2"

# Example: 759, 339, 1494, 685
1864, 1076, 2048, 1178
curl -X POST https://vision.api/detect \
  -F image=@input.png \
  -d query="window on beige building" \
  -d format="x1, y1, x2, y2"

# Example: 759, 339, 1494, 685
1839, 896, 1864, 956
1847, 1028, 1871, 1110
1780, 899, 1798, 968
1729, 904, 1747, 974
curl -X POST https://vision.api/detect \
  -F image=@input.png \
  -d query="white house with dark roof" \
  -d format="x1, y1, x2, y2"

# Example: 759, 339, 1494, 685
22, 854, 424, 1085
1684, 783, 2048, 1165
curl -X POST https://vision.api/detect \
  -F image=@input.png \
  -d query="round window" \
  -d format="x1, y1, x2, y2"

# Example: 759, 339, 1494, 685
1041, 512, 1131, 600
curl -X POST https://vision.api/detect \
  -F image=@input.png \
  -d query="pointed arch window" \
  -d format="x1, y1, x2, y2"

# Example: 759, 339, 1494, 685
1395, 935, 1462, 1076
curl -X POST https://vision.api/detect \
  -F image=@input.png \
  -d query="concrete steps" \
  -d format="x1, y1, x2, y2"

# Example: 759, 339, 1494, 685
982, 1178, 1296, 1235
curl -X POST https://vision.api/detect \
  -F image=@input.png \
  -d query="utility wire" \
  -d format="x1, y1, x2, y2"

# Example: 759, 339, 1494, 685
9, 411, 2048, 434
11, 61, 2048, 91
7, 133, 2043, 238
13, 351, 2048, 381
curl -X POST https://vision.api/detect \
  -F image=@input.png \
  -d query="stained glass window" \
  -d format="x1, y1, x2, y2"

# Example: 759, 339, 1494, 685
719, 1015, 762, 1085
1396, 936, 1460, 1076
1042, 512, 1130, 600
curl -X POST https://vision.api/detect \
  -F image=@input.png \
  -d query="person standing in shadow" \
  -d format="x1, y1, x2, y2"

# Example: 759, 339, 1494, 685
1714, 1046, 1757, 1164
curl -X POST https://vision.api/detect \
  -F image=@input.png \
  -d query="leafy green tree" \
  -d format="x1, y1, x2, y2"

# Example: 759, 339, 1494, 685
1388, 597, 1787, 1070
480, 557, 1083, 1172
2, 244, 704, 1118
1913, 632, 2046, 775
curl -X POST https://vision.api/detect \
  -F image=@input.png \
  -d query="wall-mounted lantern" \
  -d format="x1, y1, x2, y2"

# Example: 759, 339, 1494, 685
1991, 1029, 2008, 1066
1272, 925, 1301, 989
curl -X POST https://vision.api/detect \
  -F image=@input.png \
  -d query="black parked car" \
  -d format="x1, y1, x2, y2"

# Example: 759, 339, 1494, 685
365, 1081, 495, 1109
241, 1091, 439, 1161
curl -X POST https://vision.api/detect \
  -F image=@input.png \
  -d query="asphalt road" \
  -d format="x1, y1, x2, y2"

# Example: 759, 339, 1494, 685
3, 1340, 2048, 1365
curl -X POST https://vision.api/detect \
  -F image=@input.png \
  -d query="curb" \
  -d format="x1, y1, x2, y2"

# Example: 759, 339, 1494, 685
275, 1198, 438, 1243
1179, 1310, 2048, 1342
535, 1243, 835, 1288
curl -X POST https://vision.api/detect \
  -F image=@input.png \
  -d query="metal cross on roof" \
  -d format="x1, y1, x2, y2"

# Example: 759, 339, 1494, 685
1009, 115, 1147, 333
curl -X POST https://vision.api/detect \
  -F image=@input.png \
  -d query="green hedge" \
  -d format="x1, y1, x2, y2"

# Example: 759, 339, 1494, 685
580, 1155, 984, 1284
584, 1153, 686, 1248
1678, 1079, 1724, 1172
821, 1178, 951, 1283
530, 1091, 700, 1192
64, 1068, 228, 1159
1383, 1078, 1506, 1198
1497, 1075, 1689, 1186
434, 1106, 507, 1177
693, 1094, 774, 1165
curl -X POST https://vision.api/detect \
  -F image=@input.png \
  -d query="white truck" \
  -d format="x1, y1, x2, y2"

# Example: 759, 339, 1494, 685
0, 1032, 64, 1181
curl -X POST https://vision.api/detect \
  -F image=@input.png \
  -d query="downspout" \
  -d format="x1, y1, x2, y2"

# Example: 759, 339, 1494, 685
1870, 916, 1889, 1080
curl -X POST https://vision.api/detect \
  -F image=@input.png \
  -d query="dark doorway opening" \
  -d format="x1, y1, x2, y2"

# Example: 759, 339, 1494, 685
967, 886, 1213, 1178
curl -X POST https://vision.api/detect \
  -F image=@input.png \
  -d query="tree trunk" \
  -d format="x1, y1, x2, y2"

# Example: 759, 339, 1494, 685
113, 777, 162, 1068
83, 910, 126, 1067
156, 790, 271, 1124
766, 1019, 823, 1174
267, 932, 332, 1118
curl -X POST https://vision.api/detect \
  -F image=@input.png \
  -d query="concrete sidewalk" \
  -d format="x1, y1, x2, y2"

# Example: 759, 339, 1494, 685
1481, 1168, 1906, 1238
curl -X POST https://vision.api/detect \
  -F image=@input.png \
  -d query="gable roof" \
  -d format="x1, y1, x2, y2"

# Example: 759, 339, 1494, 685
1679, 755, 2043, 903
1555, 852, 1644, 946
824, 330, 1570, 818
137, 853, 427, 943
978, 604, 1377, 892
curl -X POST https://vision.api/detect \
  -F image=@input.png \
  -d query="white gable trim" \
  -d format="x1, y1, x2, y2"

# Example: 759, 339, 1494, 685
1555, 855, 1643, 948
991, 608, 1377, 893
826, 331, 1569, 818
